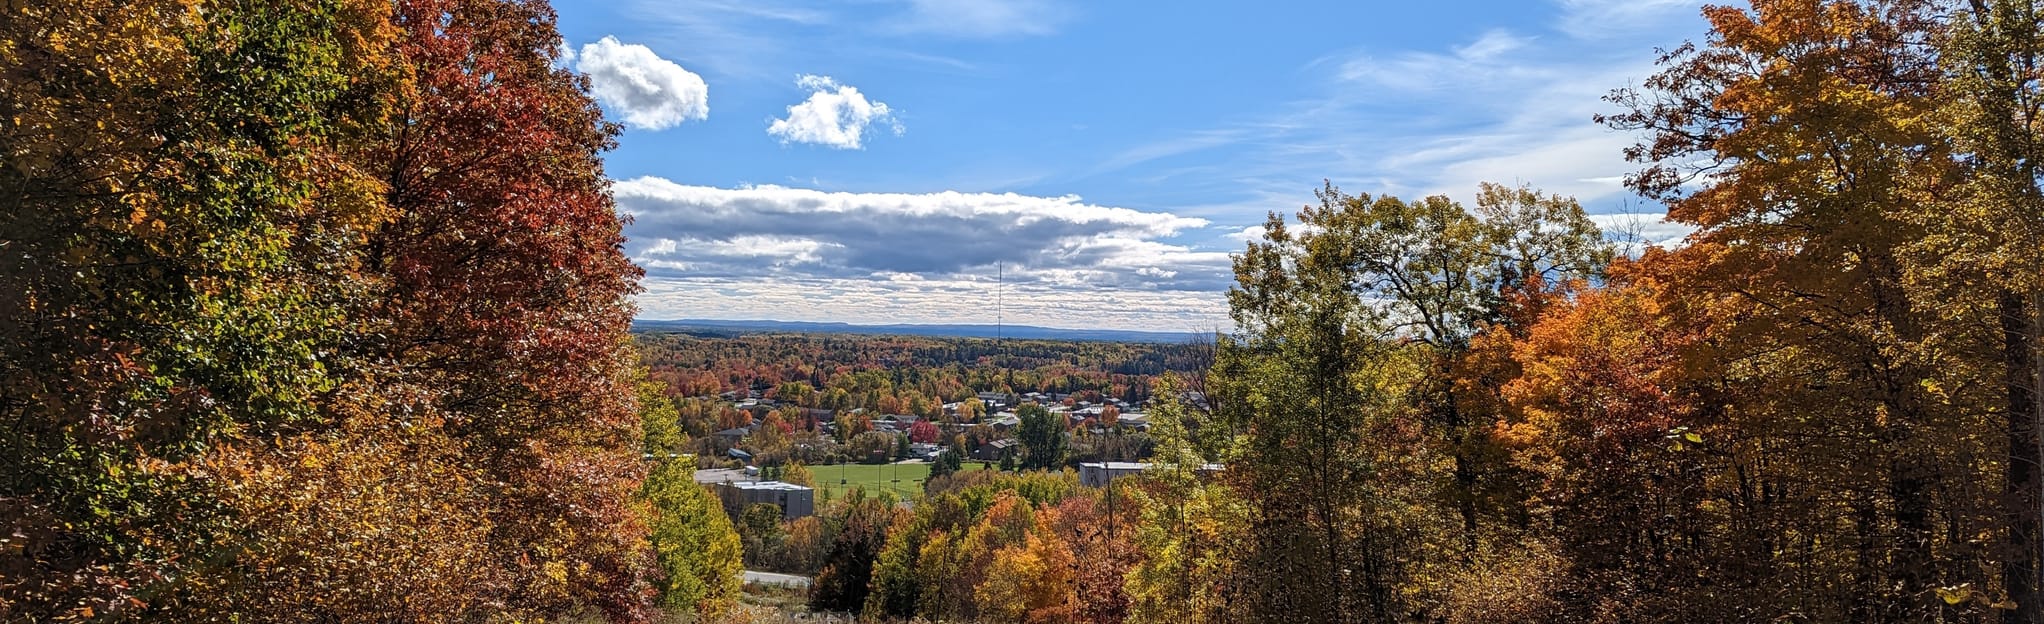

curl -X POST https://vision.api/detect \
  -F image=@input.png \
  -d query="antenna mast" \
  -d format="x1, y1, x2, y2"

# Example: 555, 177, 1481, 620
996, 261, 1003, 345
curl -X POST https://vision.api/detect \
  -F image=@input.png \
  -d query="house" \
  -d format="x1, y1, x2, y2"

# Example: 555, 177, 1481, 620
1079, 462, 1149, 487
714, 481, 814, 520
970, 438, 1019, 462
976, 391, 1011, 410
1115, 412, 1151, 431
713, 426, 752, 447
989, 413, 1021, 431
1079, 461, 1223, 487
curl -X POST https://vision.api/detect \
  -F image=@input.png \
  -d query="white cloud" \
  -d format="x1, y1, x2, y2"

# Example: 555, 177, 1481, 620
1455, 29, 1533, 62
1101, 2, 1714, 243
1223, 224, 1268, 243
637, 277, 1230, 332
1588, 212, 1695, 249
613, 177, 1230, 289
576, 36, 709, 130
615, 178, 1237, 329
767, 75, 902, 149
556, 39, 576, 66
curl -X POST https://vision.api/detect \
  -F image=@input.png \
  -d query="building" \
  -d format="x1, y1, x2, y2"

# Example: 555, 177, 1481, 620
1078, 461, 1223, 487
713, 426, 752, 445
714, 480, 815, 520
971, 437, 1019, 462
692, 468, 750, 485
976, 391, 1012, 410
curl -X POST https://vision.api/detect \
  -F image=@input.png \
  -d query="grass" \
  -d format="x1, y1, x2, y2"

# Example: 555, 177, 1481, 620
808, 461, 987, 502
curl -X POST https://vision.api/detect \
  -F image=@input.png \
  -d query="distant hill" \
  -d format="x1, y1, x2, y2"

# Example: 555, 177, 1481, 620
631, 318, 1208, 343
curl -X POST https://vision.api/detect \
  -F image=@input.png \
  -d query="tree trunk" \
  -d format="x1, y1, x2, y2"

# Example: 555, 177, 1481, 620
2003, 289, 2043, 624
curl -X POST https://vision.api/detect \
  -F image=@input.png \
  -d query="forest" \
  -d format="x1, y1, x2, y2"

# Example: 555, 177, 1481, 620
11, 0, 2044, 623
637, 332, 1209, 408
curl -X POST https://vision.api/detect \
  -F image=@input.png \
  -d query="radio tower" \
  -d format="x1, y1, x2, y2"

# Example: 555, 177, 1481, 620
996, 261, 1003, 345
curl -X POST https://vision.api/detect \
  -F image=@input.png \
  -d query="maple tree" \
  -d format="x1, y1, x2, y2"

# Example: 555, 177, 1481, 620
1600, 1, 2003, 619
1, 0, 658, 619
1, 0, 402, 617
977, 514, 1080, 624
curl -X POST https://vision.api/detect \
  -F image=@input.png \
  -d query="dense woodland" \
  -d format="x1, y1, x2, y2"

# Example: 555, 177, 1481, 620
725, 1, 2044, 622
0, 0, 684, 621
638, 332, 1208, 407
13, 0, 2044, 623
634, 333, 1183, 474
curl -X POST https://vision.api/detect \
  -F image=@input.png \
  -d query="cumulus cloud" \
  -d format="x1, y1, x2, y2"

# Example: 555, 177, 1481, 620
767, 75, 902, 149
576, 36, 709, 130
612, 177, 1232, 293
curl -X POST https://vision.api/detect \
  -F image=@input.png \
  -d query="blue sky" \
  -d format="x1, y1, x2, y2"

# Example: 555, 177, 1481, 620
553, 0, 1710, 331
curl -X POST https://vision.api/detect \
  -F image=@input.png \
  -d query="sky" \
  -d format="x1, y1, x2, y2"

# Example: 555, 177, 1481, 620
552, 0, 1714, 332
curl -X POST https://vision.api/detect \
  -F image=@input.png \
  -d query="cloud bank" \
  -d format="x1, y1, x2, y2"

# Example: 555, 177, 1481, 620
614, 178, 1233, 293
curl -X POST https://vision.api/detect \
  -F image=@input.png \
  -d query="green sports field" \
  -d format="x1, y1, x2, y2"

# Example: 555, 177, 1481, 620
808, 461, 987, 502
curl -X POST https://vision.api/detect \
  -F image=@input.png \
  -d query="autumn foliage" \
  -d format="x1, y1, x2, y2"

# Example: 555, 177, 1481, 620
0, 0, 653, 621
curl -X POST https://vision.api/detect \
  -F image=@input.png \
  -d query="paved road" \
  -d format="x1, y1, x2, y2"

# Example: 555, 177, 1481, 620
744, 570, 813, 588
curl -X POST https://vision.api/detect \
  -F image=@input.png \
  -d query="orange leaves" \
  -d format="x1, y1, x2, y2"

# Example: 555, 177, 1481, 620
3, 0, 650, 619
977, 523, 1079, 624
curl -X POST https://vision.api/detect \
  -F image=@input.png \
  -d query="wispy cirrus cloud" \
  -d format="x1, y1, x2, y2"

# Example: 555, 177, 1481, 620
1553, 0, 1704, 40
611, 0, 1066, 82
889, 0, 1073, 38
1093, 1, 1709, 249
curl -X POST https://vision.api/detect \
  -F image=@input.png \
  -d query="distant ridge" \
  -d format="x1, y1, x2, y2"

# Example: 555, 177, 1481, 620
631, 318, 1206, 343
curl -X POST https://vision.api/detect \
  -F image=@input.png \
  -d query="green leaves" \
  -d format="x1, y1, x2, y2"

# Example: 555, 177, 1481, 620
641, 460, 741, 617
2, 0, 649, 619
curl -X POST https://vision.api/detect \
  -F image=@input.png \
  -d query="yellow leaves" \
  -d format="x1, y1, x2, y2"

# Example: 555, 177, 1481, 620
1936, 584, 1973, 606
977, 527, 1078, 624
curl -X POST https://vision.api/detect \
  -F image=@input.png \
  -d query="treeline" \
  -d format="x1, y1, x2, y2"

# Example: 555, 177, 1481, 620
782, 470, 1139, 622
1135, 1, 2044, 622
792, 2, 2044, 622
637, 332, 1212, 411
0, 1, 707, 622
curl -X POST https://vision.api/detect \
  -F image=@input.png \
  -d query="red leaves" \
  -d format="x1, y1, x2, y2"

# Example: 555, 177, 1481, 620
358, 1, 649, 619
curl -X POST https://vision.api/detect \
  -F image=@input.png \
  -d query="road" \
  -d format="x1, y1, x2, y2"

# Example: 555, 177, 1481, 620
743, 570, 812, 588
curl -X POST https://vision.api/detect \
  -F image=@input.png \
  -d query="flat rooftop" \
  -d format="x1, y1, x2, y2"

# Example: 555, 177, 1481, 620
693, 468, 750, 484
722, 480, 812, 492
